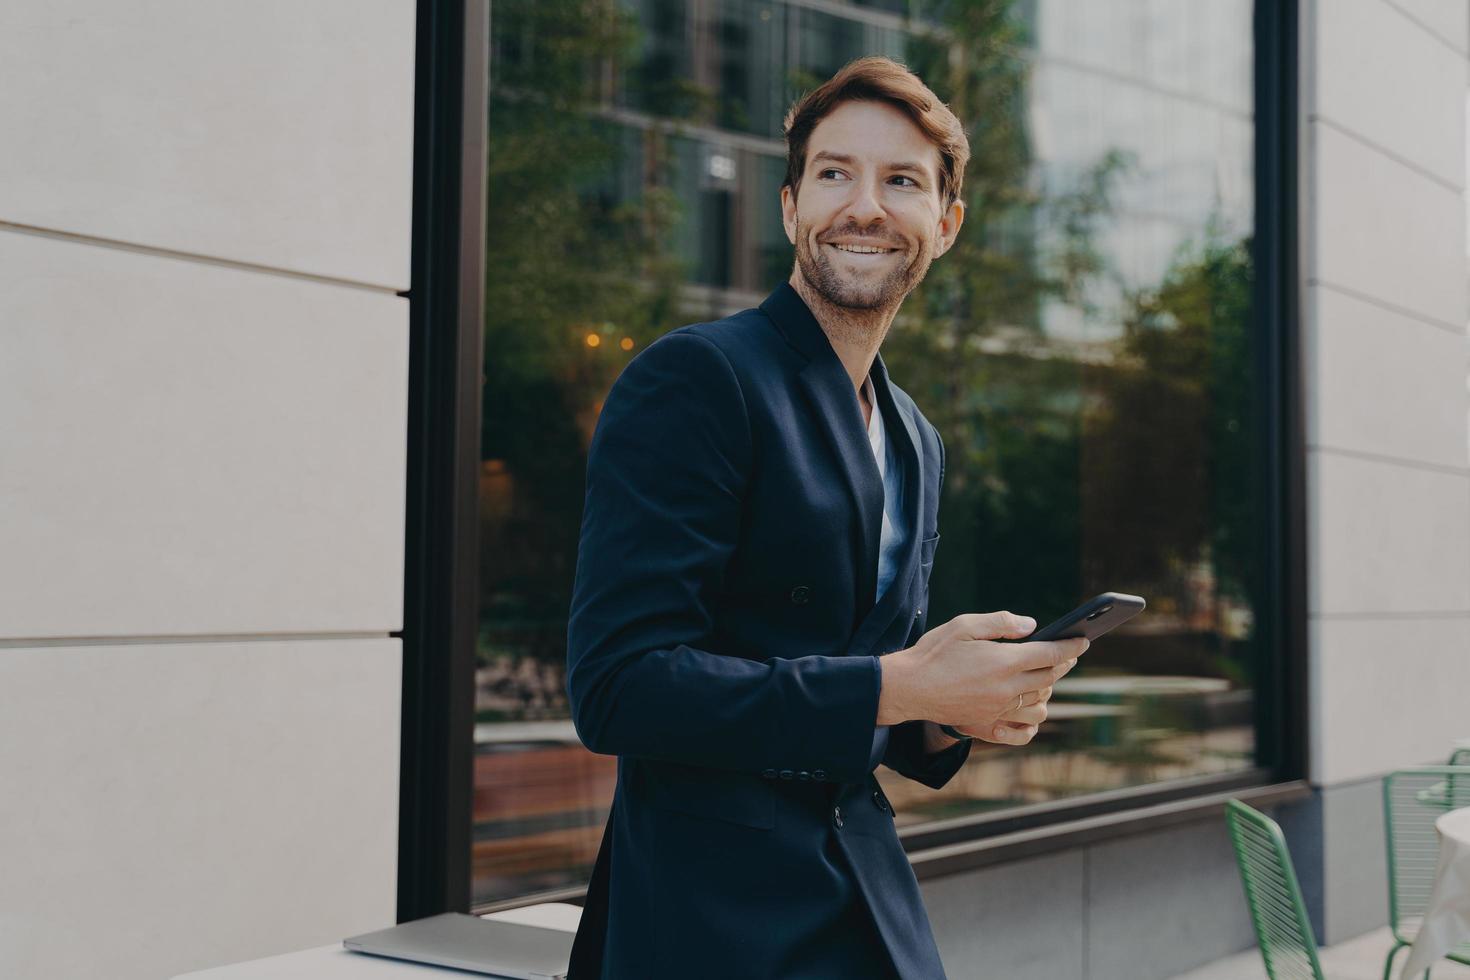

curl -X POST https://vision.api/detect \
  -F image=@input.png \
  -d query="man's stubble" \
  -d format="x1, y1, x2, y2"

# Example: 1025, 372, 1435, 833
799, 215, 934, 304
792, 215, 937, 334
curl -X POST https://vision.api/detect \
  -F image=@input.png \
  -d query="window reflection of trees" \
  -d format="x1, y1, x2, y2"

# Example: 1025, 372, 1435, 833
473, 0, 1259, 905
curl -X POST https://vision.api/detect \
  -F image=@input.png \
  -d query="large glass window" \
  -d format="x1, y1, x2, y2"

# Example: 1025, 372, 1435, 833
474, 0, 1262, 907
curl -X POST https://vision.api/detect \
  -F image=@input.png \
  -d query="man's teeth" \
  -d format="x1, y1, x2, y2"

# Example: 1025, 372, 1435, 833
832, 243, 891, 253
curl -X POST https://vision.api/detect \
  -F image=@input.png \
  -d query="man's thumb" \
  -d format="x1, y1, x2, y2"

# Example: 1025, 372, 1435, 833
975, 610, 1036, 640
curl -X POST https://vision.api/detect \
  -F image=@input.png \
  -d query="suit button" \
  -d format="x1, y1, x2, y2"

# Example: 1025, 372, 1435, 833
790, 585, 811, 605
915, 608, 923, 618
797, 770, 811, 781
812, 770, 827, 782
779, 769, 794, 780
832, 806, 844, 829
761, 769, 777, 780
872, 790, 890, 813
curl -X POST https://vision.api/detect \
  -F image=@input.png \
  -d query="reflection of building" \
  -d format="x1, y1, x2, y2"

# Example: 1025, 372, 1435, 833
478, 0, 1282, 952
6, 1, 1470, 979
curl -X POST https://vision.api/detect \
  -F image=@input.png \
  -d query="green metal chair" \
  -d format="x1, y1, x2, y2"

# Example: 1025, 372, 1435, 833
1383, 767, 1470, 980
1225, 799, 1326, 980
1449, 746, 1470, 767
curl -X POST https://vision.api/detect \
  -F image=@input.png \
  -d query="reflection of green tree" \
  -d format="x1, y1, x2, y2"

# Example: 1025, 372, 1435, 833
1083, 231, 1255, 609
1080, 230, 1259, 684
480, 0, 1260, 708
882, 2, 1258, 690
481, 0, 685, 670
884, 0, 1131, 621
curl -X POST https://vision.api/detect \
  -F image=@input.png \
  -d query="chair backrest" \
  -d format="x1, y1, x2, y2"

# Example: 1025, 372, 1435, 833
1225, 799, 1324, 980
1383, 766, 1470, 943
1449, 746, 1470, 767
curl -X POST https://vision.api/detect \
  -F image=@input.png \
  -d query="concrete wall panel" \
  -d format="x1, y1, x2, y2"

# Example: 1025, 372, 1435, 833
1320, 777, 1391, 941
1312, 122, 1468, 328
1312, 616, 1470, 783
0, 638, 401, 980
1387, 0, 1470, 55
1086, 821, 1257, 980
1315, 0, 1467, 188
0, 231, 408, 639
1309, 450, 1470, 616
1307, 286, 1470, 469
0, 1, 415, 288
923, 851, 1085, 980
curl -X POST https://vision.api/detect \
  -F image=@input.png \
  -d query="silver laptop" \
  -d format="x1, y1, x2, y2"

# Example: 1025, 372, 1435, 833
343, 912, 573, 979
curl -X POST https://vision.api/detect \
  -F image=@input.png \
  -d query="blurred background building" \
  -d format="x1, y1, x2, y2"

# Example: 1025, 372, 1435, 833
1, 1, 1467, 979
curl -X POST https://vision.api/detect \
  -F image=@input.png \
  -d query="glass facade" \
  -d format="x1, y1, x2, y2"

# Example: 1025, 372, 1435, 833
474, 0, 1261, 907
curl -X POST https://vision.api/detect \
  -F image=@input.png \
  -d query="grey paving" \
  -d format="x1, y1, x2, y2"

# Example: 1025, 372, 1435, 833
1168, 926, 1470, 980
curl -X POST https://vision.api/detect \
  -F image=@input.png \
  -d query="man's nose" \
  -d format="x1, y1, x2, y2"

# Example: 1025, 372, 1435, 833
844, 178, 886, 227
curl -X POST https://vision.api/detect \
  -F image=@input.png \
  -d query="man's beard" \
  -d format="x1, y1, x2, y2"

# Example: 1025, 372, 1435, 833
794, 218, 934, 311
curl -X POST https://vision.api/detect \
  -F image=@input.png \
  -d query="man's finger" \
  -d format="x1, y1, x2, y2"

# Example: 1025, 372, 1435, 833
998, 702, 1048, 725
1009, 636, 1089, 672
956, 610, 1036, 641
976, 721, 1038, 746
1014, 658, 1078, 690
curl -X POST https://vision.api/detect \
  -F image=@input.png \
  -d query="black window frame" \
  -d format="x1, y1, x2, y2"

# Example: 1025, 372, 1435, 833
398, 0, 1305, 916
398, 0, 488, 922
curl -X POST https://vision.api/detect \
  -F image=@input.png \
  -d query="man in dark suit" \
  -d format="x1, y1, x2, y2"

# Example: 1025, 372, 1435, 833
566, 56, 1089, 979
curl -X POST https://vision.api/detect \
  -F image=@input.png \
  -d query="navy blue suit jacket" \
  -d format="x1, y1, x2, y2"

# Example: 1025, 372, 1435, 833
566, 282, 971, 979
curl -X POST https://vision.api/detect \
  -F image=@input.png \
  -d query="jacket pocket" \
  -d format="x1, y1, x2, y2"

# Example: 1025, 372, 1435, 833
636, 759, 776, 831
919, 532, 940, 569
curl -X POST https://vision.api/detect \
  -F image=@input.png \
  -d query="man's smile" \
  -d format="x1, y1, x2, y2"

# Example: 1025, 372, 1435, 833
824, 240, 900, 256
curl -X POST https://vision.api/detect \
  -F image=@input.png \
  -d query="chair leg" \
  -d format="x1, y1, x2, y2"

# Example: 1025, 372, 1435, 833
1382, 941, 1406, 980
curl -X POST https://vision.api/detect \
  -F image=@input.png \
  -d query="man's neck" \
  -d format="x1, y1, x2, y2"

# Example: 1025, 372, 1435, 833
789, 270, 899, 406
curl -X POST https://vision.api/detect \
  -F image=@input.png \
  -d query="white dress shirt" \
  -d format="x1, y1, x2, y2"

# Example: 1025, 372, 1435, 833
863, 372, 908, 602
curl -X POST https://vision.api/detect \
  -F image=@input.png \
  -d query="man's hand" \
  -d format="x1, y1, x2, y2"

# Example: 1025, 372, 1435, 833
880, 611, 1089, 746
920, 683, 1071, 752
949, 669, 1074, 745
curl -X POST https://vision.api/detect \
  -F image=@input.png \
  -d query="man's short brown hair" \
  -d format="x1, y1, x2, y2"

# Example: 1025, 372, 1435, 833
782, 56, 971, 210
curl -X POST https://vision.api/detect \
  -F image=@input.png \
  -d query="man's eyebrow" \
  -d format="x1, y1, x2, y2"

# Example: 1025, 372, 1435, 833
810, 151, 856, 167
887, 161, 932, 176
809, 151, 933, 177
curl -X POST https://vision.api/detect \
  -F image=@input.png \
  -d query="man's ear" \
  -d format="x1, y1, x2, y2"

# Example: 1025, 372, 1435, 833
781, 184, 797, 245
934, 198, 966, 258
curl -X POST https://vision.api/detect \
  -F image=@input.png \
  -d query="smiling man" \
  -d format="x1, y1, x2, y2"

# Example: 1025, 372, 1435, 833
566, 57, 1088, 979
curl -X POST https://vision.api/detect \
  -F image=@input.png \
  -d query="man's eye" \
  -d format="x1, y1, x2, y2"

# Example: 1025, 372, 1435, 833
818, 168, 846, 179
891, 175, 919, 187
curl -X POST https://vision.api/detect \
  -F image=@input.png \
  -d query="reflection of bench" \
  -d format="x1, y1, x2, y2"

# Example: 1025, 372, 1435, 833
1053, 675, 1231, 697
1044, 703, 1132, 721
1052, 675, 1233, 748
472, 734, 614, 901
475, 719, 582, 745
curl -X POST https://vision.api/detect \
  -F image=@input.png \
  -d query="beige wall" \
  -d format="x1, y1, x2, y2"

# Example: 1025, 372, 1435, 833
0, 3, 416, 977
1302, 0, 1470, 942
1303, 0, 1469, 785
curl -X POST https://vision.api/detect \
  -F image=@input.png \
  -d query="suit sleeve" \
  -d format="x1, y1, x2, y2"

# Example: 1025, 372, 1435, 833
880, 424, 974, 788
566, 331, 883, 784
881, 721, 972, 788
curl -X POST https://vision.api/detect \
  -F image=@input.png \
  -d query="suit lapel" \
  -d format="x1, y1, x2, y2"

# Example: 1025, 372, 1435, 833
760, 284, 924, 653
794, 358, 882, 615
762, 283, 883, 615
848, 349, 925, 657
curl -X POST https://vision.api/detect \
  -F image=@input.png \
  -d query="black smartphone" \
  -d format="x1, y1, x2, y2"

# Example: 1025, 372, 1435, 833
1021, 592, 1146, 643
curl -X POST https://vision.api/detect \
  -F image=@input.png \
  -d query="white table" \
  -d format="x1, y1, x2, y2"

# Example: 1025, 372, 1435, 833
1401, 807, 1470, 978
171, 903, 583, 979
